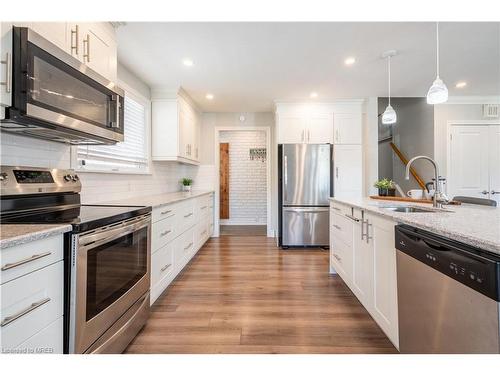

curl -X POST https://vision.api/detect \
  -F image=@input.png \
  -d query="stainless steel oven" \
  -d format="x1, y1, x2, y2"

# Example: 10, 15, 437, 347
1, 26, 124, 145
69, 213, 151, 354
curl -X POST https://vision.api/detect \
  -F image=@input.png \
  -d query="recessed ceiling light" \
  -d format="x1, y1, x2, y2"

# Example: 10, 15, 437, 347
455, 81, 467, 88
182, 58, 194, 67
206, 93, 214, 100
344, 57, 356, 66
310, 92, 318, 99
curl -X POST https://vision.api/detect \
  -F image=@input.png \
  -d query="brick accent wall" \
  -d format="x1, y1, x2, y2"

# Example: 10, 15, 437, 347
219, 130, 267, 225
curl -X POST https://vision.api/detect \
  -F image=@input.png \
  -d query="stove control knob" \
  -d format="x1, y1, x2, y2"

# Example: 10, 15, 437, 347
64, 174, 72, 182
71, 174, 79, 182
0, 172, 8, 181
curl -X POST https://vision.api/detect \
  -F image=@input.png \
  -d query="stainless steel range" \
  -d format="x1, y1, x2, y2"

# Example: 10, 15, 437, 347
0, 166, 151, 353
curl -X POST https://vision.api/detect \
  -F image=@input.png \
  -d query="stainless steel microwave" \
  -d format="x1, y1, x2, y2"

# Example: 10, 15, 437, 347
1, 27, 124, 145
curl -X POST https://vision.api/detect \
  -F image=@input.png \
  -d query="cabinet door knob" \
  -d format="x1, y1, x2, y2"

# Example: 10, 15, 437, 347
491, 191, 500, 195
480, 190, 489, 195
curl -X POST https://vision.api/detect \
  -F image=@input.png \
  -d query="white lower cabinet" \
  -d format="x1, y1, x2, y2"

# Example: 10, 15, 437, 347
330, 202, 399, 349
150, 193, 214, 305
0, 235, 64, 353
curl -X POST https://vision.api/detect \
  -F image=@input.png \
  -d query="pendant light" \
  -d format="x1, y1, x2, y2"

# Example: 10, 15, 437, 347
382, 50, 397, 125
427, 22, 448, 104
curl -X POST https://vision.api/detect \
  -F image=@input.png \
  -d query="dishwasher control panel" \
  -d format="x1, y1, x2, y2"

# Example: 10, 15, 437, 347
396, 224, 500, 302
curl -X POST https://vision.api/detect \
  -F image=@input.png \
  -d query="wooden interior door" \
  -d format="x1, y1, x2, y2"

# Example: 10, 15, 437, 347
220, 143, 229, 219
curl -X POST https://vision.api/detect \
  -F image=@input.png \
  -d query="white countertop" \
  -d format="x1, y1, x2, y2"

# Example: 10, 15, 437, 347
330, 197, 500, 255
102, 190, 214, 209
0, 224, 72, 249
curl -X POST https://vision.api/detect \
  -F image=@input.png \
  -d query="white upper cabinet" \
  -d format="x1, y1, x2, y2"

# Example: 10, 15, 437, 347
308, 113, 334, 143
2, 22, 117, 84
334, 113, 362, 144
276, 104, 334, 144
78, 23, 117, 83
334, 144, 363, 199
276, 102, 363, 145
31, 22, 69, 52
277, 114, 308, 144
152, 90, 201, 165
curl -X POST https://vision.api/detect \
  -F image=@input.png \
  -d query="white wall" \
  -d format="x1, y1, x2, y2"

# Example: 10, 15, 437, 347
219, 130, 267, 225
0, 64, 200, 204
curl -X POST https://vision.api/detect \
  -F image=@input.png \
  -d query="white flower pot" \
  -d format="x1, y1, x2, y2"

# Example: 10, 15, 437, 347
182, 185, 192, 192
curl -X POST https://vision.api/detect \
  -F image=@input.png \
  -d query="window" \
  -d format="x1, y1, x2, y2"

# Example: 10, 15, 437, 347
74, 92, 150, 174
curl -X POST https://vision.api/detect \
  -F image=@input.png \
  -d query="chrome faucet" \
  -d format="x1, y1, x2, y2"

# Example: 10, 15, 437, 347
405, 155, 448, 208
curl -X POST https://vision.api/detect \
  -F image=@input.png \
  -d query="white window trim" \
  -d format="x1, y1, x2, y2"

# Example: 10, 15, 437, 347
71, 81, 152, 175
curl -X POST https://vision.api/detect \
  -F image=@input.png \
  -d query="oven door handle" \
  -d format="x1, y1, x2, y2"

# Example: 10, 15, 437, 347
79, 216, 150, 250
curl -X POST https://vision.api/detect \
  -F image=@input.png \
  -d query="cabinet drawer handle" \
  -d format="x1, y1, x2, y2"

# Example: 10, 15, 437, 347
1, 251, 52, 271
201, 206, 207, 210
1, 52, 11, 93
160, 230, 172, 237
160, 264, 172, 272
71, 24, 79, 55
331, 207, 341, 211
184, 213, 193, 218
333, 254, 342, 262
332, 224, 341, 230
201, 230, 207, 235
83, 34, 90, 63
160, 209, 173, 215
1, 297, 51, 327
344, 214, 360, 222
184, 242, 193, 250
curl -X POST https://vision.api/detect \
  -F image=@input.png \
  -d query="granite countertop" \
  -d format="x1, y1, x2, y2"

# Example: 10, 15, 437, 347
330, 197, 500, 255
102, 190, 214, 209
0, 224, 72, 250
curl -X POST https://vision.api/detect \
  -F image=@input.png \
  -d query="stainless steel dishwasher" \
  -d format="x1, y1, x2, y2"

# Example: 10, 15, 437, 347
395, 224, 500, 354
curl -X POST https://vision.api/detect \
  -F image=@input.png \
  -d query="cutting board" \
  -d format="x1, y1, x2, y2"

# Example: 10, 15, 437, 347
369, 195, 433, 204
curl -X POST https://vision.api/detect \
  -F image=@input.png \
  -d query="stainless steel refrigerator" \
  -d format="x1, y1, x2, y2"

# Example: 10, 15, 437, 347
278, 144, 333, 247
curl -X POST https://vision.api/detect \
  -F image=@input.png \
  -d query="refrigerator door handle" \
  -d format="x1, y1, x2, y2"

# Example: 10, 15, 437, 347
284, 155, 288, 202
283, 207, 329, 213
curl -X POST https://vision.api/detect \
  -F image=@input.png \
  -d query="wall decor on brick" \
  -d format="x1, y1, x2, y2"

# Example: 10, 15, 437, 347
219, 130, 267, 225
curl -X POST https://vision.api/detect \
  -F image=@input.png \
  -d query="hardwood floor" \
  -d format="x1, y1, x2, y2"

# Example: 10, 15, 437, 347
125, 236, 397, 354
220, 225, 267, 236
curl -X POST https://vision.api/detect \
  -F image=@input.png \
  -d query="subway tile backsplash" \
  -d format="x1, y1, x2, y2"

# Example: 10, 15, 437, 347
0, 133, 206, 204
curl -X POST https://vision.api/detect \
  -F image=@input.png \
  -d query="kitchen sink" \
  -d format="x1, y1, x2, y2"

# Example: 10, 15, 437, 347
381, 206, 437, 213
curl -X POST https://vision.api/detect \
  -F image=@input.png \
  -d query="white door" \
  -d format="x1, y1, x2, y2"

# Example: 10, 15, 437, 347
489, 125, 500, 205
352, 211, 374, 308
449, 126, 489, 199
308, 113, 333, 143
334, 145, 362, 199
334, 113, 362, 145
278, 114, 307, 144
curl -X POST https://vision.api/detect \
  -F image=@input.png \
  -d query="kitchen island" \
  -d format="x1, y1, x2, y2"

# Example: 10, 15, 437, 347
328, 196, 500, 351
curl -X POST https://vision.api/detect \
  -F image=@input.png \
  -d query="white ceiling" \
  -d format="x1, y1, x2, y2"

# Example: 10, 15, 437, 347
117, 22, 500, 112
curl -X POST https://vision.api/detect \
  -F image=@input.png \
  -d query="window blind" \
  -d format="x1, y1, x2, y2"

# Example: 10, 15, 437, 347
76, 95, 149, 173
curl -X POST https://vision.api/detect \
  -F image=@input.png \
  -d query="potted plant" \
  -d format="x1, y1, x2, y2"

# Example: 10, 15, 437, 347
374, 178, 396, 197
181, 178, 193, 192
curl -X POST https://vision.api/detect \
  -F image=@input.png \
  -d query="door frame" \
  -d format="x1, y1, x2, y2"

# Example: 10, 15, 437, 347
446, 120, 500, 198
213, 126, 272, 237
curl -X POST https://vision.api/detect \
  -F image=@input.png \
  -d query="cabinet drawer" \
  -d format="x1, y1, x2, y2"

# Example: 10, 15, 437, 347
152, 203, 179, 223
173, 228, 195, 272
330, 201, 351, 217
194, 196, 207, 221
14, 317, 63, 354
330, 212, 354, 247
151, 214, 177, 253
1, 235, 63, 285
194, 217, 210, 249
330, 236, 353, 286
0, 261, 63, 349
178, 200, 195, 233
151, 242, 175, 289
